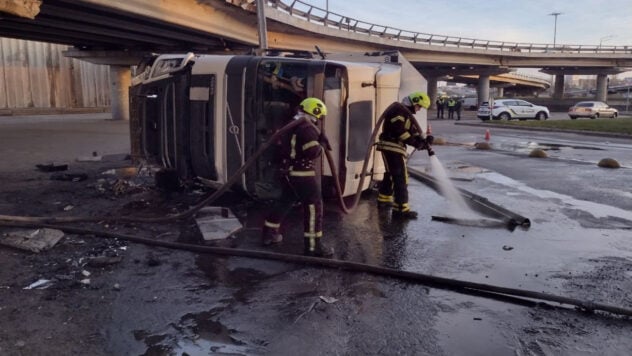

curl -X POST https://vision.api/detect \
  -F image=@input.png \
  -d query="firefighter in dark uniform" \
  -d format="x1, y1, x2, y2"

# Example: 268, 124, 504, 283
261, 97, 333, 257
376, 91, 433, 219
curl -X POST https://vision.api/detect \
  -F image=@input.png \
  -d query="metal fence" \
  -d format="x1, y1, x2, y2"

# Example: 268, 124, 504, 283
0, 38, 110, 110
267, 0, 632, 54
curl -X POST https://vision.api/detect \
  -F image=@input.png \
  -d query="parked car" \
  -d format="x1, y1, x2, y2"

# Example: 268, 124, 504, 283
568, 101, 618, 119
462, 97, 478, 110
477, 99, 549, 121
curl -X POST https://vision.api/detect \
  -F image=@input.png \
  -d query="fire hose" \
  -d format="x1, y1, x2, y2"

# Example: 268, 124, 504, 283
1, 219, 631, 318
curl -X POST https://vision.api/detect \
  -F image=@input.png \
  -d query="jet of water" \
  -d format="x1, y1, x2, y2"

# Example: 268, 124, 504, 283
427, 155, 483, 219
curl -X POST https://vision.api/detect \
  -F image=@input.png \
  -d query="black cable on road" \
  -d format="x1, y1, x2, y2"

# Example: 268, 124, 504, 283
2, 220, 631, 319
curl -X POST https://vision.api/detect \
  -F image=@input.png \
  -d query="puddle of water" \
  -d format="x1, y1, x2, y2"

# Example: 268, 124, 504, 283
427, 155, 485, 220
479, 171, 632, 222
139, 310, 256, 355
432, 292, 516, 356
499, 141, 604, 154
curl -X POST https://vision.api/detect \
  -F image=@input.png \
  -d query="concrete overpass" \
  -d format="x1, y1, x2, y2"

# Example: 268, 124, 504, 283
1, 0, 631, 119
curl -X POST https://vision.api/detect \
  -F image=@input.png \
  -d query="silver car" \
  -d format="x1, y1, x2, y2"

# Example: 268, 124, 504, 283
568, 101, 618, 119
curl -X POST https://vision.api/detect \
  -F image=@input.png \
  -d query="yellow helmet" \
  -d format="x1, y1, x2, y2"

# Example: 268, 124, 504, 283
299, 97, 327, 119
409, 91, 430, 109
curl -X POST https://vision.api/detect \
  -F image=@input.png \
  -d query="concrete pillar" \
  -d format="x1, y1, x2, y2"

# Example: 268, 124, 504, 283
477, 75, 490, 104
497, 87, 504, 98
426, 76, 438, 109
110, 65, 131, 121
595, 74, 608, 102
553, 74, 565, 100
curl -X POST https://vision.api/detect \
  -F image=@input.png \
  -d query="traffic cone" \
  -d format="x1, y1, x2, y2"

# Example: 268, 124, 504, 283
484, 129, 490, 141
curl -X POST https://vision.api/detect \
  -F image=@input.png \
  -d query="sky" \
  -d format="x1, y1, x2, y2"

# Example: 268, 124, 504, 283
308, 0, 632, 46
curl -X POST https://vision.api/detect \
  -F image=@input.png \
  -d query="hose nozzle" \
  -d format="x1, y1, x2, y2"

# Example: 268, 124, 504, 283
427, 147, 435, 157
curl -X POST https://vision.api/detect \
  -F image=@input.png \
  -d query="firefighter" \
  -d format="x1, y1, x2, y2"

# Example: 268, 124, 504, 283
376, 91, 434, 219
261, 97, 333, 257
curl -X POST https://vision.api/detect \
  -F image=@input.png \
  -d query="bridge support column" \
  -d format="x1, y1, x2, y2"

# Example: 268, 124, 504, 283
426, 76, 438, 109
496, 87, 504, 98
553, 75, 565, 100
477, 75, 490, 104
110, 65, 131, 121
595, 74, 608, 102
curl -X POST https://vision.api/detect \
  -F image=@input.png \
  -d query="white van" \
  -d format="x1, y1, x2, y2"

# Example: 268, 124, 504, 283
462, 97, 478, 110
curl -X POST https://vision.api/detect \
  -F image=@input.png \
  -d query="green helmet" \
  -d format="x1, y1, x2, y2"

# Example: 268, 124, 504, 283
409, 91, 430, 109
300, 97, 327, 119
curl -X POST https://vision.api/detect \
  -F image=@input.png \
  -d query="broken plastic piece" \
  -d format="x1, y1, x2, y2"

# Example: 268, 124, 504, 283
36, 164, 68, 172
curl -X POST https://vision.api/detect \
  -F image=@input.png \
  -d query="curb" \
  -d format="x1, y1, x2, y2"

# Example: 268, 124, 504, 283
0, 107, 110, 117
453, 121, 632, 139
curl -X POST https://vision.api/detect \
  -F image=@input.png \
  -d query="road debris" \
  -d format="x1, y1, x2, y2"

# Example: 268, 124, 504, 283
76, 151, 102, 162
86, 255, 122, 267
319, 296, 339, 304
195, 206, 243, 241
50, 172, 88, 182
24, 279, 53, 290
0, 228, 64, 253
35, 163, 68, 172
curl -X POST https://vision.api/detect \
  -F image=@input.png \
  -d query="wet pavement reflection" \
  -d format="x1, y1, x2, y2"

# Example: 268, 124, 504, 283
129, 128, 632, 355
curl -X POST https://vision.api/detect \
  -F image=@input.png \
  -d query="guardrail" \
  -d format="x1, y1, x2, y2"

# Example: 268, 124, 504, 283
267, 0, 632, 54
501, 72, 551, 83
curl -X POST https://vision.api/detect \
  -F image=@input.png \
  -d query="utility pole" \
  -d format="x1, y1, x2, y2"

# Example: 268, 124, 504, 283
256, 0, 268, 52
548, 12, 562, 48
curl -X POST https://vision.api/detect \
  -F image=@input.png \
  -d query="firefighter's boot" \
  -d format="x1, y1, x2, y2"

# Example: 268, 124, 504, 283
392, 210, 418, 219
262, 224, 283, 246
392, 203, 418, 219
304, 238, 334, 258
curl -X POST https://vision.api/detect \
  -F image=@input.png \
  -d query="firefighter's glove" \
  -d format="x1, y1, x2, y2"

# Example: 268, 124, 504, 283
319, 132, 332, 151
415, 138, 429, 151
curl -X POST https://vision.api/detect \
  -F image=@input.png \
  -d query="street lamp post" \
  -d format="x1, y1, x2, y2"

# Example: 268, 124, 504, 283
548, 12, 562, 48
599, 35, 615, 49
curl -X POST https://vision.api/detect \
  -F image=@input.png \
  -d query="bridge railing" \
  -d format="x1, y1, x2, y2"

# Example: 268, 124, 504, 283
267, 0, 632, 54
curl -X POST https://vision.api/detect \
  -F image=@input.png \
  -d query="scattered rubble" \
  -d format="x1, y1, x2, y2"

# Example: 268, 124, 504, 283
50, 172, 88, 182
35, 163, 68, 172
0, 228, 64, 253
195, 206, 243, 241
23, 279, 53, 290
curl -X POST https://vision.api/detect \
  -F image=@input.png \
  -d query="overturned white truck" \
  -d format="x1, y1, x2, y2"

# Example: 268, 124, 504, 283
129, 51, 428, 199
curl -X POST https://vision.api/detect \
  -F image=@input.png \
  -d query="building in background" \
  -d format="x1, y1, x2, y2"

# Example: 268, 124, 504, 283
0, 38, 110, 114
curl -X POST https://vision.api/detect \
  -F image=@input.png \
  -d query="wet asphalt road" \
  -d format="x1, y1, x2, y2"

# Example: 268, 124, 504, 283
2, 113, 631, 355
212, 115, 632, 355
142, 115, 632, 355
